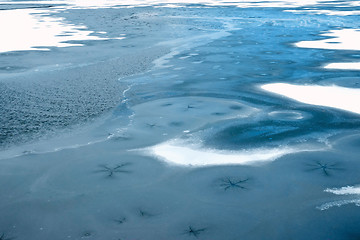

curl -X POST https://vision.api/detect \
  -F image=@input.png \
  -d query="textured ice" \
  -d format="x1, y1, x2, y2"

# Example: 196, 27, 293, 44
318, 185, 360, 210
325, 186, 360, 195
318, 199, 360, 210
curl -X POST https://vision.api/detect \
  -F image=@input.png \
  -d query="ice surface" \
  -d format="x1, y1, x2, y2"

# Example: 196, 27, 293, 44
285, 9, 360, 16
325, 186, 360, 195
324, 62, 360, 70
261, 83, 360, 114
1, 1, 360, 239
147, 139, 304, 166
1, 0, 354, 8
317, 185, 360, 210
295, 29, 360, 51
0, 8, 124, 53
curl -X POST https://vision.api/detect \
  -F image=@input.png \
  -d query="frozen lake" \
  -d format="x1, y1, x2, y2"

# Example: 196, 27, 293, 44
1, 0, 360, 239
